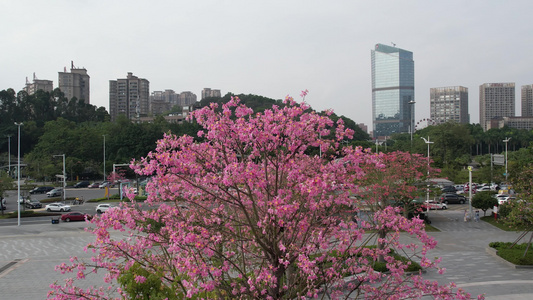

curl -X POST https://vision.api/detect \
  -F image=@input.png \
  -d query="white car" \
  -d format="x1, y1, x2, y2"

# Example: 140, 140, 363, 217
45, 203, 71, 212
497, 195, 515, 205
96, 203, 116, 214
427, 200, 448, 210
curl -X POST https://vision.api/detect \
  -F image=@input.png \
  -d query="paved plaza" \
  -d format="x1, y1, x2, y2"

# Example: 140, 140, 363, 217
0, 209, 532, 299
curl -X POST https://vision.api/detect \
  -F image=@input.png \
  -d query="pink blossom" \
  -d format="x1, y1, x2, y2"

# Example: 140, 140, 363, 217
49, 95, 476, 300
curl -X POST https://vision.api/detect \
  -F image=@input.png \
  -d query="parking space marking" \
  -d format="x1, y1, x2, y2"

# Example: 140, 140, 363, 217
0, 258, 29, 279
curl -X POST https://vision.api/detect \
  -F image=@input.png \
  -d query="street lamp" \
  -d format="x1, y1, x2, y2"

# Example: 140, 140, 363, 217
421, 136, 434, 217
14, 122, 23, 226
103, 135, 106, 182
408, 100, 416, 146
54, 154, 66, 202
503, 137, 511, 183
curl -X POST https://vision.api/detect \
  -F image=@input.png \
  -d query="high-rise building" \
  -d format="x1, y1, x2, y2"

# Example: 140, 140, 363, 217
371, 43, 414, 138
178, 91, 197, 106
430, 86, 469, 124
479, 83, 515, 131
521, 84, 533, 117
149, 90, 198, 115
109, 72, 150, 121
150, 90, 178, 115
23, 73, 53, 95
202, 88, 221, 99
58, 61, 90, 103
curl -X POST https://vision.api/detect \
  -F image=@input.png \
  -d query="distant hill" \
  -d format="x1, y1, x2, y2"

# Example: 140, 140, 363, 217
198, 93, 370, 141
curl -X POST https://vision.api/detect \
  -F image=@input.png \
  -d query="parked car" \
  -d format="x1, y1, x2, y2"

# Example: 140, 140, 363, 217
477, 186, 491, 192
425, 200, 448, 210
47, 188, 63, 197
497, 194, 516, 205
453, 184, 464, 191
439, 193, 467, 204
25, 199, 42, 209
74, 181, 90, 188
96, 203, 116, 214
99, 181, 113, 189
88, 182, 101, 188
441, 186, 457, 193
29, 186, 54, 194
45, 202, 71, 212
61, 211, 93, 222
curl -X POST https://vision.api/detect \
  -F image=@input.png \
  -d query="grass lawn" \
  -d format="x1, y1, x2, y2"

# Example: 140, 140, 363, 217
489, 242, 533, 265
481, 216, 530, 231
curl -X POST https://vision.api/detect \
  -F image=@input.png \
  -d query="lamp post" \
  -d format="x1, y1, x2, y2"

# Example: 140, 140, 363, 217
408, 100, 416, 147
103, 135, 106, 182
503, 137, 511, 183
14, 122, 23, 226
54, 154, 66, 202
421, 136, 434, 217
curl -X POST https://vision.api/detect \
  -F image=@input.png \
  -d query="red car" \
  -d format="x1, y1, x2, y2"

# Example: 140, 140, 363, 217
60, 212, 93, 222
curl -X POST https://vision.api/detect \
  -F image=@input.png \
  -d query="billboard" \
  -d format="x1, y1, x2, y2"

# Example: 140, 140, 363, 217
493, 154, 505, 166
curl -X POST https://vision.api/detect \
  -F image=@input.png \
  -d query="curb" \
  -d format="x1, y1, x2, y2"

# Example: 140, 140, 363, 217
485, 246, 533, 269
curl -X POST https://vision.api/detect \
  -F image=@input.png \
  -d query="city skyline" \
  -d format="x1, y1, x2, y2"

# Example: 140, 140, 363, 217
2, 1, 533, 129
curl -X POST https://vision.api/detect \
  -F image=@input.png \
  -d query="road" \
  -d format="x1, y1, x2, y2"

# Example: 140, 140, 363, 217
1, 187, 122, 226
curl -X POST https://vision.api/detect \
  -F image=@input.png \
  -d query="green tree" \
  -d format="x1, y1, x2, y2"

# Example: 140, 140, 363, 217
471, 191, 497, 216
0, 172, 13, 215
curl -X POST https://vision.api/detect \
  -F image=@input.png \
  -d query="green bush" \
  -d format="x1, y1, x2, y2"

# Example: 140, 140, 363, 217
11, 210, 35, 217
498, 204, 513, 218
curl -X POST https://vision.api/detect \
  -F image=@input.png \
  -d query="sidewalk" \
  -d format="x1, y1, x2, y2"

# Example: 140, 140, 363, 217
422, 209, 533, 299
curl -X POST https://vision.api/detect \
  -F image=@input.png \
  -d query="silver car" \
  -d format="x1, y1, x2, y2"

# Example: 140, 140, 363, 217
47, 188, 63, 197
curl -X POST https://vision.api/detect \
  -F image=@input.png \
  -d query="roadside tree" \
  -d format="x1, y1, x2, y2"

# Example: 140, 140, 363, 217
49, 95, 473, 299
471, 191, 497, 216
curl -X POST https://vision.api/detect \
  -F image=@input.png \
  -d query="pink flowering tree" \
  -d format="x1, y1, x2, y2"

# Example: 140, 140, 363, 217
49, 95, 475, 299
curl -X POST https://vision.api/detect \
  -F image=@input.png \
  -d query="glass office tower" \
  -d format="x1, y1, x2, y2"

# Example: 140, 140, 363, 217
371, 43, 414, 138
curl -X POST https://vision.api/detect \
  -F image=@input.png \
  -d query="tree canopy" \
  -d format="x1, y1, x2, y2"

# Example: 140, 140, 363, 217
49, 95, 473, 299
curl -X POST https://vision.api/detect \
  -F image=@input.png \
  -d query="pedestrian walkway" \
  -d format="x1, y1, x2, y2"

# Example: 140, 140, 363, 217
421, 210, 533, 299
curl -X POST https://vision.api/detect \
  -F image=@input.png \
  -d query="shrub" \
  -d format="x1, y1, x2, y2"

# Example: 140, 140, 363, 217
498, 204, 513, 218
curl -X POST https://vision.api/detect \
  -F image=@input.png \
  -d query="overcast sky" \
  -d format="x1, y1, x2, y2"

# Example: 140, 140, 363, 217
2, 0, 533, 129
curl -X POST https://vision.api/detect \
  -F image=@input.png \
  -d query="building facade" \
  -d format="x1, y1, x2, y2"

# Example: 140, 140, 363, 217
149, 90, 198, 116
371, 43, 414, 138
490, 116, 533, 131
150, 90, 178, 115
109, 72, 150, 121
201, 88, 221, 99
521, 84, 533, 117
23, 73, 53, 95
430, 86, 469, 124
479, 83, 515, 131
58, 62, 90, 103
178, 91, 197, 106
